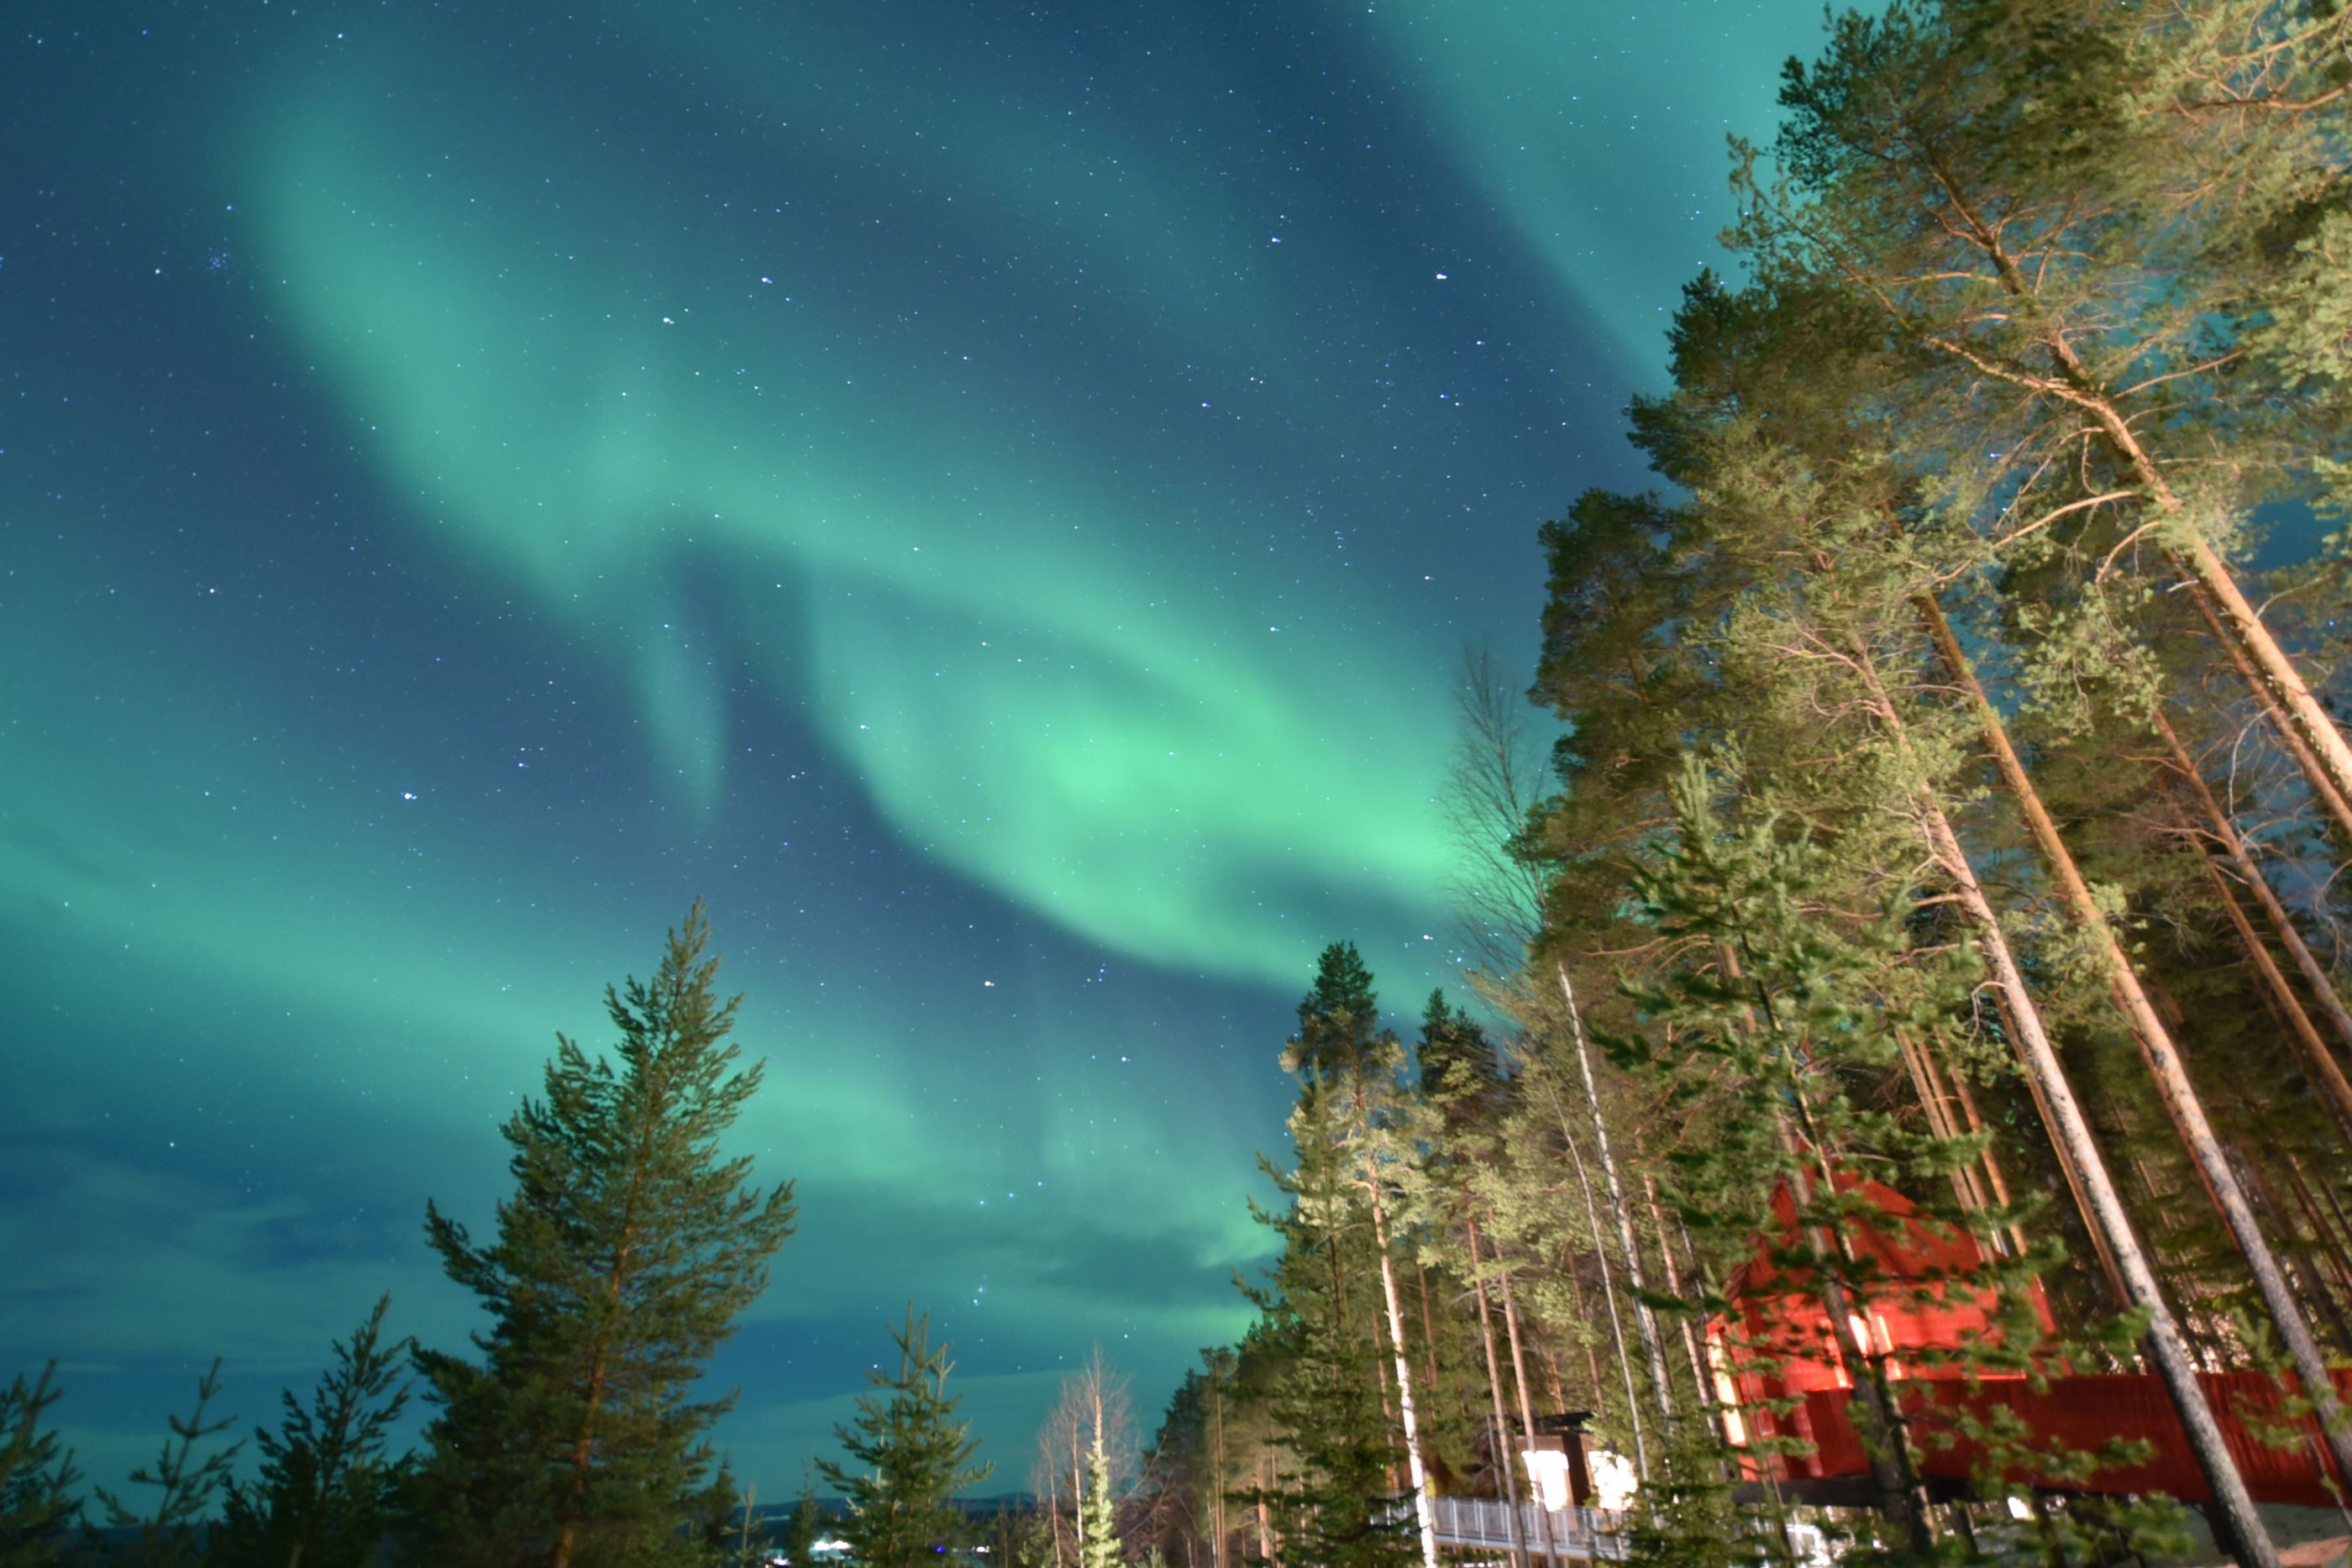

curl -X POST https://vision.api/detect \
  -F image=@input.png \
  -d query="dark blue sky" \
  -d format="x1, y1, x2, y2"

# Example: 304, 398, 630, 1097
0, 0, 1824, 1493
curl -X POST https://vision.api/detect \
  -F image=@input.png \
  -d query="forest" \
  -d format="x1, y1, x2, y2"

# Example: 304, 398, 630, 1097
9, 0, 2352, 1565
1122, 1, 2352, 1566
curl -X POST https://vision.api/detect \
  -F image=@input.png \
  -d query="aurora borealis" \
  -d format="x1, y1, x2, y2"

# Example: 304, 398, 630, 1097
3, 1, 1824, 1492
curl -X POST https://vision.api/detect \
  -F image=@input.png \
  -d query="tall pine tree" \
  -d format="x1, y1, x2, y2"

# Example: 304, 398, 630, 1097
407, 903, 798, 1568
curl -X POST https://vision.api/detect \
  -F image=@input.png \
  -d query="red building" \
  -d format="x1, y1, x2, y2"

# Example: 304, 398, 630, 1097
1705, 1175, 2349, 1507
1706, 1172, 2053, 1475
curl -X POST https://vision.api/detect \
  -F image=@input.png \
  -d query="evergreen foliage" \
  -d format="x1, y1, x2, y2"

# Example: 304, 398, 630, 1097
817, 1308, 990, 1568
1241, 1159, 1401, 1568
405, 903, 798, 1567
1414, 992, 1499, 1114
1241, 1303, 1404, 1568
1294, 943, 1382, 1078
205, 1295, 413, 1568
984, 1502, 1053, 1568
1234, 945, 1451, 1568
91, 1361, 242, 1568
781, 1476, 822, 1568
1158, 14, 2352, 1564
1078, 1432, 1120, 1568
0, 1366, 80, 1567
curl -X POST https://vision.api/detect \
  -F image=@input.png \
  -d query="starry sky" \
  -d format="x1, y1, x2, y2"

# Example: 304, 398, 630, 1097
2, 0, 1824, 1496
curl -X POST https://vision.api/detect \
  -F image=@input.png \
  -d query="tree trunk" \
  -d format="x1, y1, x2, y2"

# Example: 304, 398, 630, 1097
1256, 1456, 1274, 1568
1058, 1471, 1072, 1567
1551, 1076, 1649, 1478
1919, 780, 2280, 1562
2283, 1156, 2352, 1305
2185, 584, 2352, 854
553, 1312, 619, 1565
1560, 1266, 1607, 1408
1933, 1035, 2032, 1259
1914, 595, 2352, 1487
1642, 1174, 1718, 1439
1845, 634, 2281, 1568
1979, 978, 2132, 1305
1557, 967, 1679, 1433
1467, 1219, 1531, 1568
2203, 854, 2352, 1145
1896, 1024, 1994, 1223
2318, 1156, 2352, 1272
1417, 1263, 1442, 1390
1903, 161, 2352, 834
1495, 1257, 1562, 1567
1207, 1361, 1228, 1568
2153, 705, 2352, 1131
2174, 535, 2352, 827
1363, 1177, 1440, 1568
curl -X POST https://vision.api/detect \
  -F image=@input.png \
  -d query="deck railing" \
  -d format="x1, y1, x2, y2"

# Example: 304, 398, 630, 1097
1382, 1496, 1629, 1561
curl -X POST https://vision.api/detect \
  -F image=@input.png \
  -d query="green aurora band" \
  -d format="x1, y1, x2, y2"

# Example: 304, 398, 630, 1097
253, 60, 1457, 988
0, 0, 1818, 1492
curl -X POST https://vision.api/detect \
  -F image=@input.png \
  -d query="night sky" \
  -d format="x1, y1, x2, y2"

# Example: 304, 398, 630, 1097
3, 1, 1822, 1495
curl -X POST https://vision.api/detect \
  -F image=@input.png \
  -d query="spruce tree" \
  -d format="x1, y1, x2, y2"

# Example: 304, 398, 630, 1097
818, 1308, 990, 1568
1246, 945, 1452, 1568
0, 1365, 79, 1567
1414, 993, 1499, 1114
207, 1295, 413, 1568
407, 903, 799, 1567
1245, 1306, 1403, 1568
1294, 943, 1381, 1078
781, 1474, 821, 1568
1245, 1131, 1407, 1568
1078, 1432, 1120, 1568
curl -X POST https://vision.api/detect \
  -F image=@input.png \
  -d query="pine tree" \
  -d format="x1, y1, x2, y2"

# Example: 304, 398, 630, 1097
818, 1308, 991, 1568
92, 1360, 243, 1568
406, 903, 799, 1567
207, 1294, 413, 1568
0, 1365, 80, 1567
1750, 0, 2352, 825
1673, 212, 2348, 1521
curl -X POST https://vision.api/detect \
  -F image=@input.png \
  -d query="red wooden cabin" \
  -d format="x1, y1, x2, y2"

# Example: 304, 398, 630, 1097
1707, 1176, 2351, 1507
